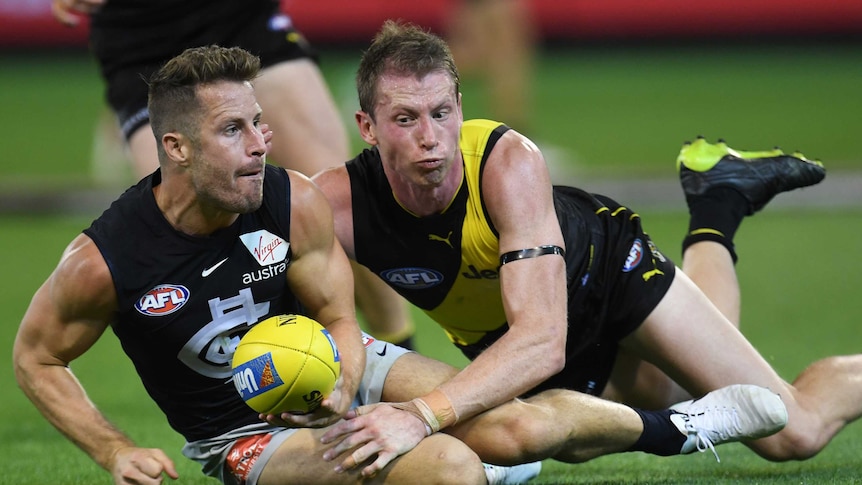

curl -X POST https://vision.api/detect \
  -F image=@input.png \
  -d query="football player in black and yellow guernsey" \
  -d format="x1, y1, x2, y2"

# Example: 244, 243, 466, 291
314, 19, 860, 475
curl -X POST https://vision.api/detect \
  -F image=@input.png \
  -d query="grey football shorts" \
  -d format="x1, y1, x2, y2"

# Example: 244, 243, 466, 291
182, 334, 409, 485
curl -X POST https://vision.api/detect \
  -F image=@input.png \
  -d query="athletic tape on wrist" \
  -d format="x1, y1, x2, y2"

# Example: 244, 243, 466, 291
413, 398, 440, 433
390, 389, 459, 435
389, 401, 434, 436
417, 388, 459, 432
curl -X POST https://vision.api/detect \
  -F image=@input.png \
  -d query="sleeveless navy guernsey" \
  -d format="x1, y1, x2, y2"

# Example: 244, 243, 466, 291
84, 165, 303, 441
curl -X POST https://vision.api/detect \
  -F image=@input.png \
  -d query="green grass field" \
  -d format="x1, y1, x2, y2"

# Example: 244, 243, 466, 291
3, 210, 861, 484
2, 42, 861, 483
1, 42, 860, 187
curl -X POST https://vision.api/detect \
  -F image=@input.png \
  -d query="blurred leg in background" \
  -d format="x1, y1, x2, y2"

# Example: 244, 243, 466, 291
446, 0, 537, 134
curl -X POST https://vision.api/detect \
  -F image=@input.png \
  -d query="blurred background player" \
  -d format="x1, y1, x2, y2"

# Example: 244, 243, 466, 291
445, 0, 537, 134
51, 0, 417, 348
443, 0, 573, 180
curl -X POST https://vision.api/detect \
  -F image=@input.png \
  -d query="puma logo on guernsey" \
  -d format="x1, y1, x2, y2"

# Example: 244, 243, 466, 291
428, 231, 454, 248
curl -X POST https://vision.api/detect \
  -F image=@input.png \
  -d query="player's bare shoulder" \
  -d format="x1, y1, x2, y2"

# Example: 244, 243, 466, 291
490, 128, 545, 174
310, 164, 351, 211
285, 168, 328, 208
285, 168, 338, 252
310, 165, 355, 254
481, 127, 557, 242
52, 234, 117, 315
483, 128, 551, 205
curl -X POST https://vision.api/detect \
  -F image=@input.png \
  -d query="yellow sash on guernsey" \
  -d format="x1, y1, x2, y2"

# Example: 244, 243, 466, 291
423, 119, 508, 346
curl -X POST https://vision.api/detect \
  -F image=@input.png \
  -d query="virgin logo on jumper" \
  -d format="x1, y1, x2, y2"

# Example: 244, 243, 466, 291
240, 230, 289, 266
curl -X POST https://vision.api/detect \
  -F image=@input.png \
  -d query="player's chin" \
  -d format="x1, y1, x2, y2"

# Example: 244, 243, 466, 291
231, 189, 264, 214
236, 175, 264, 196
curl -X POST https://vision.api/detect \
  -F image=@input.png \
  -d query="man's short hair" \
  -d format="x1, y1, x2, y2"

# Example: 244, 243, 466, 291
147, 45, 261, 150
356, 20, 460, 119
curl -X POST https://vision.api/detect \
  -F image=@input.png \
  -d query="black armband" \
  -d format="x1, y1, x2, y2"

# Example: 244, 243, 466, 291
499, 245, 565, 266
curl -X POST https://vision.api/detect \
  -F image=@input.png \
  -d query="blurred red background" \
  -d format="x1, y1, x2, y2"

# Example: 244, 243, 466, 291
3, 0, 862, 48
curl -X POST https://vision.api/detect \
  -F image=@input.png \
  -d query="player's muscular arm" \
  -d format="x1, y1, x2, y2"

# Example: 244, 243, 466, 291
440, 130, 568, 420
311, 166, 357, 259
13, 235, 178, 483
282, 171, 365, 421
318, 131, 568, 477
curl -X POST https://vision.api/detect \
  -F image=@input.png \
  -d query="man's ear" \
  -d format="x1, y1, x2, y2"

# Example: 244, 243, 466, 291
355, 110, 377, 146
162, 132, 191, 167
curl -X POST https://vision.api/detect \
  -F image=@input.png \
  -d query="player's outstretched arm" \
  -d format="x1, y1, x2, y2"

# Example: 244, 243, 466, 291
430, 129, 568, 421
13, 234, 178, 484
270, 170, 366, 429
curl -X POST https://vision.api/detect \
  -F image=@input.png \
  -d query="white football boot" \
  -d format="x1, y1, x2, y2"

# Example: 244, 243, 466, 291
671, 384, 788, 462
483, 461, 542, 484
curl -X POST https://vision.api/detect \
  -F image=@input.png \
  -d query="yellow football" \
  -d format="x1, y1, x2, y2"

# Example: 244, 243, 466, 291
232, 314, 340, 414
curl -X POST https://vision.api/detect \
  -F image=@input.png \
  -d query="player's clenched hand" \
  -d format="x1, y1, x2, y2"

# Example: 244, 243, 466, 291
322, 372, 353, 415
110, 446, 178, 484
51, 0, 105, 26
319, 403, 429, 478
261, 374, 350, 429
260, 402, 340, 429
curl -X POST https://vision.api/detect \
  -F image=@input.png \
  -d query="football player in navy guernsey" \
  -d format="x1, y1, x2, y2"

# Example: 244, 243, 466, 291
312, 20, 861, 474
11, 44, 499, 485
51, 0, 419, 351
10, 44, 816, 485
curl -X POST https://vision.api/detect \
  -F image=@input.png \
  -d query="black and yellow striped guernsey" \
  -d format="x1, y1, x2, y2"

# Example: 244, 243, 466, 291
348, 119, 509, 346
348, 119, 587, 347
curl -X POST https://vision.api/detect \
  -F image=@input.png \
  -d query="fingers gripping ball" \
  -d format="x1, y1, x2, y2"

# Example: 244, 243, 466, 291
232, 314, 340, 414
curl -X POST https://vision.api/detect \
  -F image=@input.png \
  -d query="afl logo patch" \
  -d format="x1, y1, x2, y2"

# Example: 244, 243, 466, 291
135, 284, 190, 316
381, 267, 443, 289
622, 239, 644, 273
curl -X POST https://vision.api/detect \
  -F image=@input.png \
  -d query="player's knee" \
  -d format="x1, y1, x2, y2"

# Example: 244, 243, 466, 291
496, 419, 543, 462
421, 434, 487, 484
476, 396, 559, 464
755, 424, 823, 462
